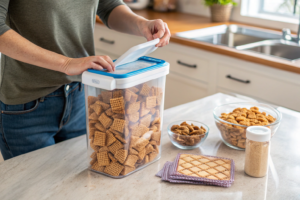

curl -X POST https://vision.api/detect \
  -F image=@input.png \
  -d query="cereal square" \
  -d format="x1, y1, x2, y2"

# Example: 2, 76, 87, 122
101, 91, 112, 104
88, 96, 98, 106
93, 131, 106, 147
110, 97, 125, 114
113, 90, 123, 98
108, 140, 123, 155
146, 96, 157, 108
126, 101, 141, 114
111, 118, 125, 133
140, 102, 150, 117
104, 162, 124, 176
90, 103, 103, 116
114, 149, 128, 164
121, 166, 135, 176
140, 114, 151, 128
106, 130, 117, 146
128, 112, 139, 123
95, 100, 110, 110
139, 83, 151, 96
133, 137, 149, 152
98, 113, 113, 129
132, 124, 149, 137
95, 122, 106, 132
97, 151, 110, 166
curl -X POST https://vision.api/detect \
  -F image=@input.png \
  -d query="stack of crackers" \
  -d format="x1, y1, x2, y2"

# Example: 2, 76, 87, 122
156, 153, 235, 187
88, 83, 163, 177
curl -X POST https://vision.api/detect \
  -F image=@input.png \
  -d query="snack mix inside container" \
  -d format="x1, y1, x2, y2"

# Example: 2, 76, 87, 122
85, 78, 165, 178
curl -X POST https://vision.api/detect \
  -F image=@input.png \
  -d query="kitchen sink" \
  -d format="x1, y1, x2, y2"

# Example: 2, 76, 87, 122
236, 40, 300, 62
176, 24, 282, 47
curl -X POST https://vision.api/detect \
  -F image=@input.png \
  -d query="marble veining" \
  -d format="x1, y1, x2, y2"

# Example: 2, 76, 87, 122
0, 93, 299, 200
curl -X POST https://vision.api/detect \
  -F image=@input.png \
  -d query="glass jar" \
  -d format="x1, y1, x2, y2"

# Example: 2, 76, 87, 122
244, 126, 271, 177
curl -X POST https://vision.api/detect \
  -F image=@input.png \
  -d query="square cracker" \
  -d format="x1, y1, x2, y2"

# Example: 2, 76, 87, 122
138, 148, 146, 161
92, 162, 105, 172
95, 100, 111, 110
114, 149, 128, 164
128, 112, 139, 123
126, 101, 141, 114
106, 130, 117, 146
108, 140, 123, 155
94, 131, 106, 147
145, 143, 155, 155
146, 96, 157, 109
140, 102, 150, 117
110, 97, 125, 114
97, 151, 110, 166
95, 122, 106, 132
140, 114, 152, 128
105, 108, 113, 117
113, 90, 123, 98
88, 113, 98, 120
139, 83, 151, 96
149, 152, 158, 162
88, 96, 98, 106
132, 124, 149, 137
111, 118, 125, 133
104, 162, 124, 176
129, 86, 139, 93
121, 166, 136, 176
133, 137, 149, 152
98, 113, 113, 129
90, 103, 103, 116
151, 131, 161, 142
101, 91, 112, 104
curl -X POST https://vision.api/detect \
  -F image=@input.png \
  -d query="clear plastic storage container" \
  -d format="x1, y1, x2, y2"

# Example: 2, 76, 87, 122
82, 39, 169, 178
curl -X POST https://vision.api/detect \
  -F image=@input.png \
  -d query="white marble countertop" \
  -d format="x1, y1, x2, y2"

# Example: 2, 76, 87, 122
0, 93, 299, 200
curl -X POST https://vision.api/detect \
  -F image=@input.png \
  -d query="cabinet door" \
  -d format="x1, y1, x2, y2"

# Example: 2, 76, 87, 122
165, 73, 208, 109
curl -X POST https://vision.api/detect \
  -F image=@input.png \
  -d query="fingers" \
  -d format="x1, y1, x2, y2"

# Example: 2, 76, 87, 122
144, 31, 154, 41
103, 55, 115, 71
92, 56, 114, 72
153, 19, 165, 40
90, 62, 103, 71
156, 23, 171, 47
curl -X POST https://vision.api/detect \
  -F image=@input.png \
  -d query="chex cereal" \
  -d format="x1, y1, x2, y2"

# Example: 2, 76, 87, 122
114, 149, 128, 164
108, 140, 123, 155
140, 114, 151, 128
95, 100, 111, 110
139, 83, 151, 96
90, 103, 103, 116
111, 118, 125, 133
98, 113, 113, 129
140, 102, 150, 117
97, 151, 110, 166
106, 130, 117, 146
101, 91, 112, 104
146, 96, 157, 108
94, 131, 106, 147
113, 90, 123, 98
104, 162, 124, 176
110, 97, 125, 114
87, 80, 165, 177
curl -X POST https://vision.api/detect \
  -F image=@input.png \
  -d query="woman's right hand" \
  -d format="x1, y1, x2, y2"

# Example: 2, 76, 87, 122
61, 55, 115, 76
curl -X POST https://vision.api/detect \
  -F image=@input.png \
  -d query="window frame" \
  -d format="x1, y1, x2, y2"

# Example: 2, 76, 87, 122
258, 0, 299, 19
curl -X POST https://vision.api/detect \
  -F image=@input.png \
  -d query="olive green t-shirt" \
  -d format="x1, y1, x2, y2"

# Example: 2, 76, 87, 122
0, 0, 124, 105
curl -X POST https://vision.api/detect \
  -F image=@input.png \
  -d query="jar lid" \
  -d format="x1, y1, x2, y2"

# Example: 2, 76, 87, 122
246, 126, 271, 142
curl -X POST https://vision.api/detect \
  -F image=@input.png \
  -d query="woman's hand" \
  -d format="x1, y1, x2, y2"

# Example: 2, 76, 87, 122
61, 55, 115, 76
138, 19, 171, 47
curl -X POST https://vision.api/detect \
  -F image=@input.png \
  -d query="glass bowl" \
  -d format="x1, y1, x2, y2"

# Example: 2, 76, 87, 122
167, 120, 209, 150
213, 102, 282, 150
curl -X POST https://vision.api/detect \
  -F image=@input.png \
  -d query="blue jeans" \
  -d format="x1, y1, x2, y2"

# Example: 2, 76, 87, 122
0, 82, 86, 160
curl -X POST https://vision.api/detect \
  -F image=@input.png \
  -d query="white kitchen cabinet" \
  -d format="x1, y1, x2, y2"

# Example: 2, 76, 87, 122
94, 24, 300, 111
165, 72, 208, 109
94, 49, 118, 60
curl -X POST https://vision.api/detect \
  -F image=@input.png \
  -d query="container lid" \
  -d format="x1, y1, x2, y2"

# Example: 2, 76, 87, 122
246, 126, 271, 142
82, 39, 169, 90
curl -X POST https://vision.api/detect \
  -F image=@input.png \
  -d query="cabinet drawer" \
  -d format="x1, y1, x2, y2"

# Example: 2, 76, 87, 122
217, 64, 300, 110
151, 48, 209, 83
94, 25, 144, 56
165, 73, 208, 109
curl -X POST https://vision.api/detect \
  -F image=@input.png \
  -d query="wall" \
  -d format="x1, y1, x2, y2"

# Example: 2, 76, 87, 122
177, 0, 299, 32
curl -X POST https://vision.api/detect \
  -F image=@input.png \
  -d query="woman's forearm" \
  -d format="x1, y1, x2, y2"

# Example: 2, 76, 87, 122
0, 29, 68, 73
107, 5, 147, 36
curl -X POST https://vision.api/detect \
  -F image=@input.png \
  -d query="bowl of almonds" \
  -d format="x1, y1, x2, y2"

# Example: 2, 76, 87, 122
167, 121, 209, 150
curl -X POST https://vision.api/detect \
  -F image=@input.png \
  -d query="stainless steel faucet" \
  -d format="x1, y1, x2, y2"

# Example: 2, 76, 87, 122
282, 14, 300, 44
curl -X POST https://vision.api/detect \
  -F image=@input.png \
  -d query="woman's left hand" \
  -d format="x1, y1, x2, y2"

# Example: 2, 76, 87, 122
138, 19, 171, 47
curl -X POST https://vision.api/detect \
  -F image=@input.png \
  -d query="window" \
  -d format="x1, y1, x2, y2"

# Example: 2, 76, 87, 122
241, 0, 299, 24
259, 0, 300, 18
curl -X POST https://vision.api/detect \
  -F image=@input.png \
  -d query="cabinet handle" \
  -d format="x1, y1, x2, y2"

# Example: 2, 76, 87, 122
226, 75, 250, 84
99, 37, 115, 44
177, 60, 197, 68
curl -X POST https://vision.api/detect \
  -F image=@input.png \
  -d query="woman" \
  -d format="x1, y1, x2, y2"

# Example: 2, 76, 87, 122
0, 0, 170, 160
